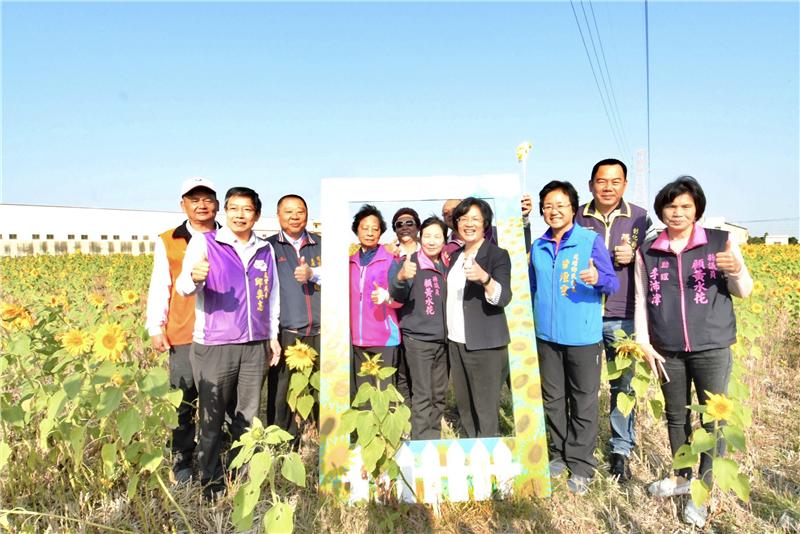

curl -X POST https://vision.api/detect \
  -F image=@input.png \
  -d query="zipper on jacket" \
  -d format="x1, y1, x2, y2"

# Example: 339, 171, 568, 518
358, 265, 366, 346
296, 246, 314, 337
550, 248, 557, 340
676, 252, 692, 351
244, 267, 254, 341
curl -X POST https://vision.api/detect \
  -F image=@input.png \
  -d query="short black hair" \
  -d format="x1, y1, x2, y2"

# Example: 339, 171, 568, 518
591, 158, 628, 182
653, 176, 707, 222
225, 187, 262, 215
451, 197, 493, 231
391, 207, 421, 230
351, 204, 387, 235
276, 194, 307, 211
538, 180, 579, 216
419, 215, 448, 237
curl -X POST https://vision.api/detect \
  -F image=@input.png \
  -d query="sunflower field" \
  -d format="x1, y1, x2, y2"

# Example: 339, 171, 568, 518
0, 244, 799, 532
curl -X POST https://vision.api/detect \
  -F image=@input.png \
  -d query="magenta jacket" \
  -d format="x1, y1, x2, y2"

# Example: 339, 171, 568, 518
349, 245, 402, 347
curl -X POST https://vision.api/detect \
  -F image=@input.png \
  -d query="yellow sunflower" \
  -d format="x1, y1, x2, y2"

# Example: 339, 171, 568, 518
111, 373, 125, 387
89, 293, 105, 307
704, 392, 734, 422
750, 302, 764, 314
120, 290, 138, 305
93, 323, 127, 362
284, 340, 318, 371
615, 338, 646, 361
62, 328, 93, 356
359, 353, 382, 377
1, 303, 25, 322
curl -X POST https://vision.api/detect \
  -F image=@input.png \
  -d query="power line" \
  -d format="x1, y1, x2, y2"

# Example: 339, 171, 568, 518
732, 217, 799, 223
587, 0, 631, 158
569, 0, 626, 157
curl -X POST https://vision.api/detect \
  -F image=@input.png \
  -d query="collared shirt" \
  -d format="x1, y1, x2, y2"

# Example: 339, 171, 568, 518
446, 247, 503, 344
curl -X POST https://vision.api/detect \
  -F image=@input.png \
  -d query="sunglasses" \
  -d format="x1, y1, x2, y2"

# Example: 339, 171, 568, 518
394, 220, 417, 230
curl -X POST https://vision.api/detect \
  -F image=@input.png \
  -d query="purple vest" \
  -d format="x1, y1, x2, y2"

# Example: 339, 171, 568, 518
200, 231, 276, 344
640, 227, 736, 352
576, 200, 649, 319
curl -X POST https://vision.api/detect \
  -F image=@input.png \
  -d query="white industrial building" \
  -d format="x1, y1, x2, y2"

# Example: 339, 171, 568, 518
0, 203, 321, 257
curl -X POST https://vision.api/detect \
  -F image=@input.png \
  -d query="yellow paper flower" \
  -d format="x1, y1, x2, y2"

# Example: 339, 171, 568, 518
93, 323, 127, 362
284, 340, 318, 371
515, 141, 533, 162
62, 328, 93, 356
359, 353, 382, 377
121, 290, 138, 305
705, 392, 734, 422
89, 293, 105, 307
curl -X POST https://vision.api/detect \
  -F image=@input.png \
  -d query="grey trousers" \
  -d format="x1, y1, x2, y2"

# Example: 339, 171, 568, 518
537, 338, 602, 478
168, 344, 197, 470
449, 341, 508, 438
191, 340, 268, 484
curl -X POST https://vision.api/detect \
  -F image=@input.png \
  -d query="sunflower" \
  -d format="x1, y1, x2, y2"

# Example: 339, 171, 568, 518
89, 293, 105, 307
111, 373, 125, 387
704, 392, 734, 422
752, 280, 765, 294
284, 340, 318, 371
615, 338, 646, 361
750, 302, 764, 314
93, 323, 127, 362
1, 303, 25, 321
120, 290, 138, 305
359, 353, 383, 377
62, 328, 93, 356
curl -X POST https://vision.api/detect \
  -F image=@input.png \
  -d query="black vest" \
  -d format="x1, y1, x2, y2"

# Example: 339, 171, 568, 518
640, 228, 736, 352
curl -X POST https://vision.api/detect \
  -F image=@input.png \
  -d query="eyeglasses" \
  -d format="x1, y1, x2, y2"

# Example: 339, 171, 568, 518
394, 220, 417, 230
542, 203, 572, 213
457, 216, 484, 225
226, 206, 256, 216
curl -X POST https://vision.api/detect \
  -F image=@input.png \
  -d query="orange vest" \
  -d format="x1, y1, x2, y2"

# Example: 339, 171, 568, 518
160, 227, 196, 345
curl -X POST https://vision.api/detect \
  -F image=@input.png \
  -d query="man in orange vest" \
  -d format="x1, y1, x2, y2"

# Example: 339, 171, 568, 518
146, 177, 219, 483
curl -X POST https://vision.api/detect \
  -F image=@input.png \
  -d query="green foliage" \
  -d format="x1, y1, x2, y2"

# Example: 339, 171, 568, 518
339, 354, 412, 500
606, 330, 665, 420
229, 418, 305, 532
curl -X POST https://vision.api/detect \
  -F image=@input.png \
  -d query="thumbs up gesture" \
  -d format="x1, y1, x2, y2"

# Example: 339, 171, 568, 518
613, 235, 634, 265
294, 256, 313, 283
463, 252, 489, 284
397, 254, 417, 281
191, 250, 210, 283
715, 240, 741, 274
579, 258, 599, 286
371, 281, 390, 305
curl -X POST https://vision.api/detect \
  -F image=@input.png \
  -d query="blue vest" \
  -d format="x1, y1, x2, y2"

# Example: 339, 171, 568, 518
530, 224, 603, 345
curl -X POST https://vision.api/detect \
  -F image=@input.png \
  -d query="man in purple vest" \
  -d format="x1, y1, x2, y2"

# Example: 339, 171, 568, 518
177, 186, 281, 500
576, 158, 650, 482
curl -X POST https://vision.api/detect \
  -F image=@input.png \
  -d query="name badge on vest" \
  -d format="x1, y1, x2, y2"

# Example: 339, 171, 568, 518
254, 259, 268, 272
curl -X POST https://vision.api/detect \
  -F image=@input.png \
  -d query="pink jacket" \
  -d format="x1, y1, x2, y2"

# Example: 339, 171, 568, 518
349, 245, 402, 347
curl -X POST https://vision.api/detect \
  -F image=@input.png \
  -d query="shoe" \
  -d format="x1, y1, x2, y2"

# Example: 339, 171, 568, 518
648, 476, 691, 498
202, 480, 226, 502
567, 475, 590, 495
683, 499, 708, 528
173, 466, 193, 484
609, 453, 631, 482
548, 458, 567, 477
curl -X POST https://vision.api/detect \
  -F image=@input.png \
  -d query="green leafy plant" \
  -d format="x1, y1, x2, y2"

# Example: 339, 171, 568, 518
338, 353, 412, 501
284, 340, 320, 421
606, 329, 665, 419
229, 418, 306, 533
673, 391, 751, 507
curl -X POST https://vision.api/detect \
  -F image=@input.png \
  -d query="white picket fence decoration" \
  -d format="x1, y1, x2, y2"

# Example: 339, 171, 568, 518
345, 440, 522, 504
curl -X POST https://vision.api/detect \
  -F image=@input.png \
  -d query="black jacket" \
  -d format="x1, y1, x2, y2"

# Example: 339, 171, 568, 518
388, 251, 448, 342
450, 240, 512, 350
266, 231, 322, 336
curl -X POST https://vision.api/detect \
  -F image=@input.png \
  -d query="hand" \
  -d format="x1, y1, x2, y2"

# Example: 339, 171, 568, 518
397, 254, 417, 281
150, 333, 170, 353
613, 236, 634, 265
520, 194, 532, 217
463, 253, 488, 283
269, 339, 281, 366
579, 258, 599, 286
191, 251, 210, 283
715, 240, 741, 274
371, 281, 390, 305
294, 256, 313, 283
642, 345, 666, 379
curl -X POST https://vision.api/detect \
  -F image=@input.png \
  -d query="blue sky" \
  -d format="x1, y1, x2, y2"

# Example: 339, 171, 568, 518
2, 1, 798, 236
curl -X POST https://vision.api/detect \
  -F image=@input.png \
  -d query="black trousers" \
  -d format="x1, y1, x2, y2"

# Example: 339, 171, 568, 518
660, 346, 731, 484
536, 338, 602, 478
449, 341, 508, 438
395, 344, 413, 409
168, 343, 197, 470
191, 341, 268, 484
351, 345, 398, 401
266, 330, 320, 440
404, 336, 448, 440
